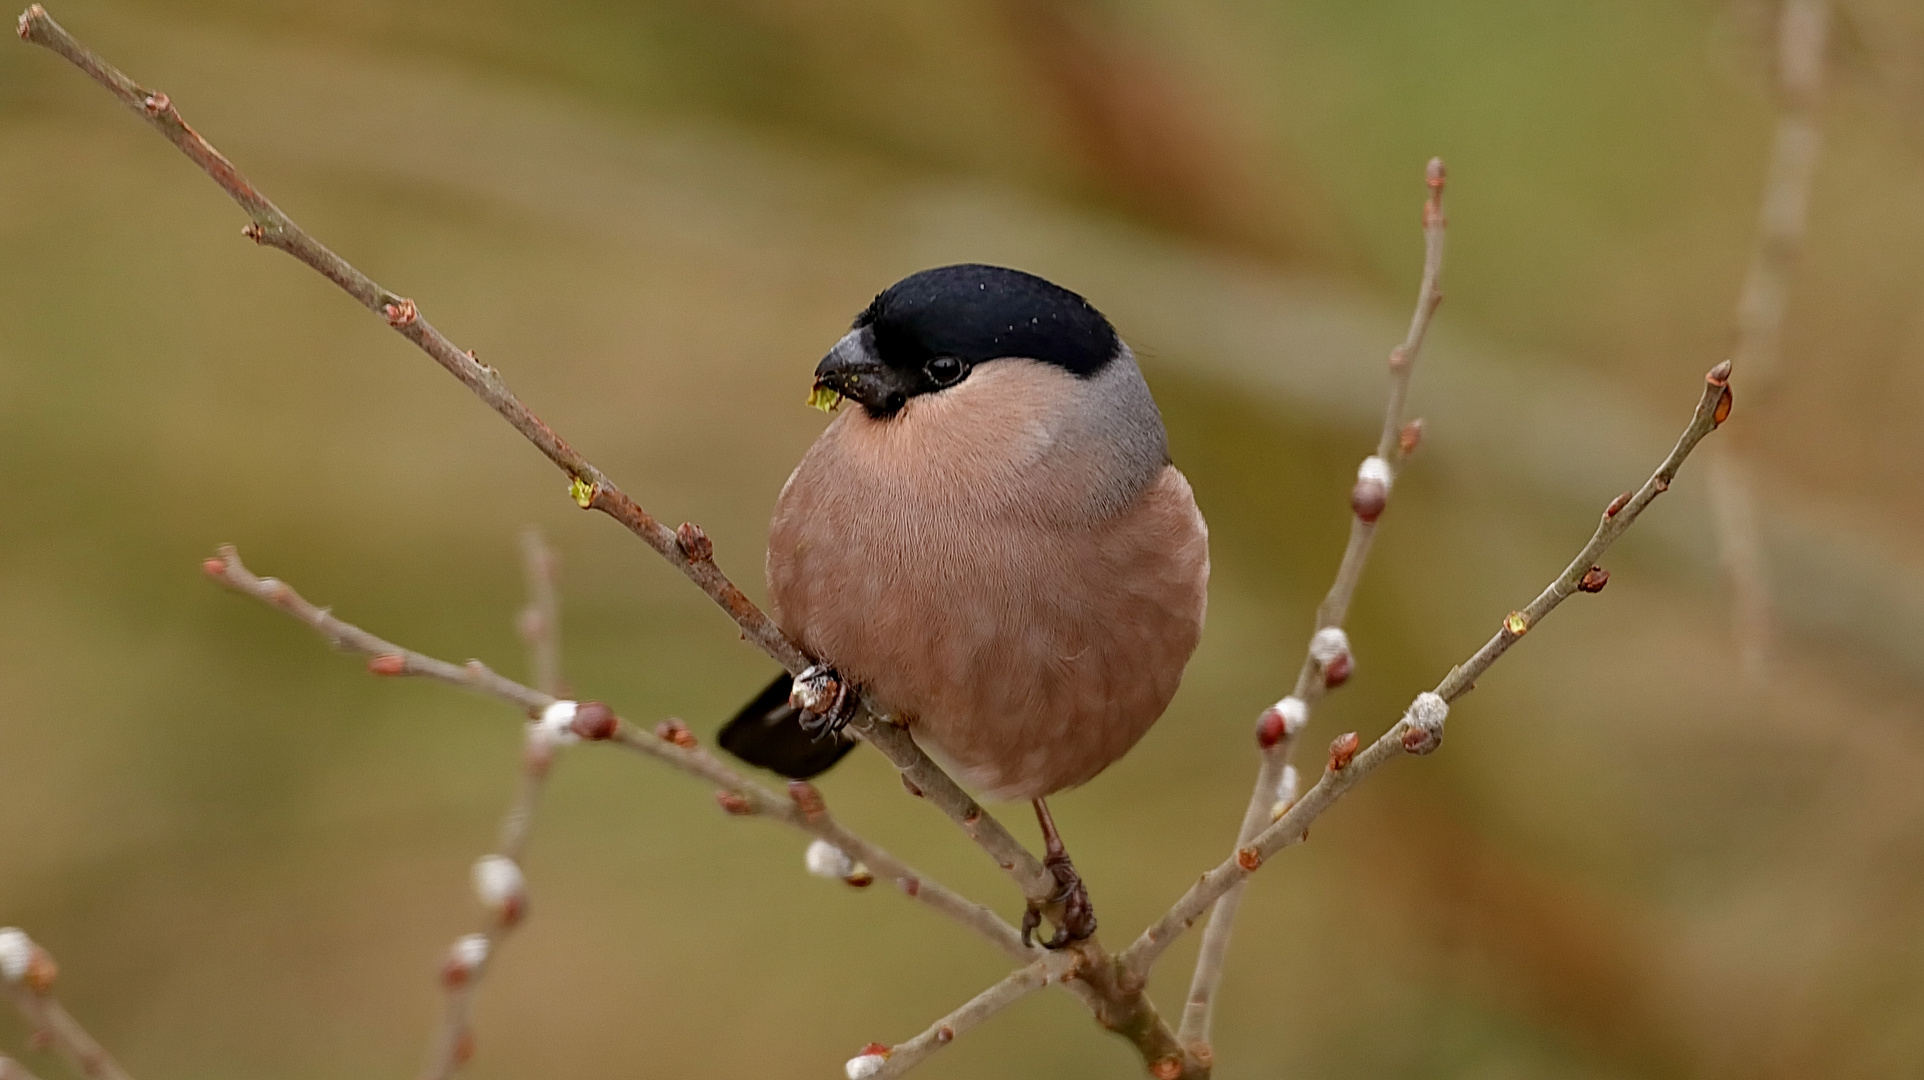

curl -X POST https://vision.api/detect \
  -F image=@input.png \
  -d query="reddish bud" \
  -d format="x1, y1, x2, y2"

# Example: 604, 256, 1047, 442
1323, 652, 1353, 688
241, 222, 266, 243
1388, 345, 1410, 373
715, 790, 753, 816
571, 701, 617, 741
1654, 476, 1670, 493
1152, 1057, 1184, 1080
936, 1026, 954, 1045
1605, 492, 1631, 517
653, 717, 696, 749
1401, 725, 1440, 755
141, 92, 170, 116
202, 557, 226, 579
900, 775, 924, 798
1255, 708, 1288, 749
899, 877, 921, 898
845, 868, 874, 888
675, 522, 713, 563
1712, 385, 1733, 427
23, 948, 56, 993
383, 298, 418, 328
1399, 418, 1425, 457
1236, 846, 1263, 872
787, 780, 827, 820
441, 957, 471, 989
1328, 731, 1360, 771
368, 653, 407, 676
1578, 566, 1610, 593
1350, 478, 1388, 523
452, 1029, 475, 1065
1706, 359, 1732, 387
860, 1043, 891, 1058
497, 893, 526, 929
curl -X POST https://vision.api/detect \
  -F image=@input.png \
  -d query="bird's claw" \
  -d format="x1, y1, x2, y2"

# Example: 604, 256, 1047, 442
1020, 850, 1097, 950
789, 664, 857, 738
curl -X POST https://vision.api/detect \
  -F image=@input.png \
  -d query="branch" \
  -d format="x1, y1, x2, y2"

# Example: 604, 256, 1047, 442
1177, 158, 1447, 1054
12, 2, 1059, 923
0, 1056, 46, 1080
517, 527, 564, 700
0, 931, 135, 1080
1123, 361, 1732, 979
856, 952, 1076, 1079
200, 546, 1035, 963
419, 530, 567, 1080
1709, 0, 1829, 679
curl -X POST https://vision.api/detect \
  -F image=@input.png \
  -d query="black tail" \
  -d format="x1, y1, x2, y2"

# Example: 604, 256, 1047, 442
717, 671, 859, 779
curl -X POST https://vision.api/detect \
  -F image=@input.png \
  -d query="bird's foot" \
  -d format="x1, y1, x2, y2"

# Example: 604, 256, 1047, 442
1020, 849, 1097, 950
788, 664, 857, 738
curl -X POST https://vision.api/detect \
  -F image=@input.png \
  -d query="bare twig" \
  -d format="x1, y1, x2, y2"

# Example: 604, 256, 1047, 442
1177, 158, 1447, 1054
1710, 0, 1829, 679
12, 2, 1061, 927
419, 531, 568, 1080
517, 527, 563, 700
0, 1055, 46, 1080
864, 952, 1076, 1079
200, 546, 1034, 963
0, 934, 135, 1080
1124, 362, 1732, 979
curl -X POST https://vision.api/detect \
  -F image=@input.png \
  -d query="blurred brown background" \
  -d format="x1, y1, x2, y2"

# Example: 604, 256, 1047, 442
2, 1, 1922, 1077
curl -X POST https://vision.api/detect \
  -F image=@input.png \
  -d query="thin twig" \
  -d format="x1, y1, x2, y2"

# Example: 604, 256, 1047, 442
1177, 159, 1447, 1054
867, 953, 1076, 1079
517, 527, 563, 700
1710, 0, 1829, 680
1123, 362, 1732, 979
201, 546, 1034, 963
12, 2, 1060, 924
420, 531, 568, 1080
2, 948, 135, 1080
0, 1054, 47, 1080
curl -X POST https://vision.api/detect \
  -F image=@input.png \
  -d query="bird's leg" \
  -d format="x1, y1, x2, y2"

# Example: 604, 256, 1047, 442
789, 664, 858, 738
1021, 797, 1097, 949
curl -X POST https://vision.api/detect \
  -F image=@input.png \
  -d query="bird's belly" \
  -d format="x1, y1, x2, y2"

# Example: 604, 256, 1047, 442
768, 466, 1207, 801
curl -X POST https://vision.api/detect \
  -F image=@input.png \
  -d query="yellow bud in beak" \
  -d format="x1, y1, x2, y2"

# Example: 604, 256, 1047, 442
807, 384, 844, 414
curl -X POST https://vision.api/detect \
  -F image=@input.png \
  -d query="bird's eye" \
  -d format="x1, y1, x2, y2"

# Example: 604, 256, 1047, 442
925, 356, 964, 386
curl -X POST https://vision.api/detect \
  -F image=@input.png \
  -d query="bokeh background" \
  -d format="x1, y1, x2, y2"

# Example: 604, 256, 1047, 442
3, 1, 1923, 1077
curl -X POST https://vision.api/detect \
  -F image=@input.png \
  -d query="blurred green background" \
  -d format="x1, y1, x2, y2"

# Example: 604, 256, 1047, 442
3, 1, 1923, 1077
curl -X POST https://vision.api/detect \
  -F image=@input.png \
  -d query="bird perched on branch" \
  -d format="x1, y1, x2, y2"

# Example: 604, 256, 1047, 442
720, 263, 1209, 947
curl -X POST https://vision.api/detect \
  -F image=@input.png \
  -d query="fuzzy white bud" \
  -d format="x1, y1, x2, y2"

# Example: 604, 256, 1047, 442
0, 929, 31, 983
845, 1054, 887, 1079
451, 933, 490, 971
1272, 696, 1308, 736
530, 700, 580, 747
1407, 692, 1448, 731
805, 840, 857, 880
1356, 455, 1394, 492
1399, 691, 1450, 755
472, 855, 526, 913
1308, 627, 1351, 666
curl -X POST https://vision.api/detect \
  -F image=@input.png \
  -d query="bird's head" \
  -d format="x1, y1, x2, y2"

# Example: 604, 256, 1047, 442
811, 264, 1120, 420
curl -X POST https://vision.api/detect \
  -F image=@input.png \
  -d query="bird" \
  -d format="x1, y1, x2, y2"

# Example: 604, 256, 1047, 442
719, 263, 1209, 947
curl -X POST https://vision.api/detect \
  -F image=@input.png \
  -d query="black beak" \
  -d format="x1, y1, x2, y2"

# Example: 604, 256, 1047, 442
814, 329, 913, 418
